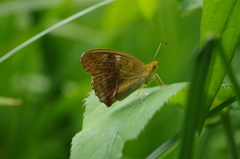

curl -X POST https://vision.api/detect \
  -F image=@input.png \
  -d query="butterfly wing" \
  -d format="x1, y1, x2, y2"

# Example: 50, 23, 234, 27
81, 49, 149, 106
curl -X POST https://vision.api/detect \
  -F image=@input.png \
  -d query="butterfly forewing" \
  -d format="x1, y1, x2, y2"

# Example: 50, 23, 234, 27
81, 49, 149, 106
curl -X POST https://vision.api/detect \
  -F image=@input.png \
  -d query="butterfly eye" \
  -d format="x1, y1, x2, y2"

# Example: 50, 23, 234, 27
151, 63, 158, 71
151, 65, 156, 70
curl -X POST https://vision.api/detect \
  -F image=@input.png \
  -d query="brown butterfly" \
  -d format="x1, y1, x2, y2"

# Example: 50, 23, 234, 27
81, 43, 167, 107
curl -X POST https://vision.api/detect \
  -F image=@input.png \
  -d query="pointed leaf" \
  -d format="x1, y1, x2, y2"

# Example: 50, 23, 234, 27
70, 82, 187, 159
199, 0, 240, 133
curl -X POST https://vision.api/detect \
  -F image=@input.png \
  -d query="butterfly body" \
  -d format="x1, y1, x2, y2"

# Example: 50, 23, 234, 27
81, 49, 158, 107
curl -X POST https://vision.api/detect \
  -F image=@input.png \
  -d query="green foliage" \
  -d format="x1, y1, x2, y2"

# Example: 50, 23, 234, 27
0, 0, 240, 159
179, 39, 217, 159
199, 0, 240, 134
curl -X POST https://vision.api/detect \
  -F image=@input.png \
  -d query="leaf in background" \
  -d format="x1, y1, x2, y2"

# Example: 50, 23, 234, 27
137, 0, 158, 21
70, 82, 187, 159
178, 0, 203, 10
199, 0, 240, 133
168, 86, 188, 108
101, 0, 139, 29
212, 84, 235, 107
0, 96, 22, 106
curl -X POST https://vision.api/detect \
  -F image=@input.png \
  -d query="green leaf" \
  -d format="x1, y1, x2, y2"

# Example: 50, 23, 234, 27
208, 84, 237, 117
213, 84, 236, 106
146, 133, 180, 159
0, 96, 22, 106
101, 0, 139, 29
218, 44, 240, 104
199, 0, 240, 133
137, 0, 158, 21
221, 109, 240, 159
179, 39, 217, 159
178, 0, 203, 10
70, 82, 187, 159
208, 96, 237, 118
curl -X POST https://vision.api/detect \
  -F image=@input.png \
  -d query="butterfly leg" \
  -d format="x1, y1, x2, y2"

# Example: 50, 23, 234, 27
155, 74, 171, 89
135, 88, 141, 96
155, 76, 163, 88
138, 85, 145, 104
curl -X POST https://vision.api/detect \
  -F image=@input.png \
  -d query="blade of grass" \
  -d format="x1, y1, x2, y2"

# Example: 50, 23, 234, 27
221, 109, 240, 159
178, 39, 216, 159
0, 0, 115, 63
218, 40, 240, 104
146, 133, 180, 159
208, 96, 237, 118
193, 128, 212, 159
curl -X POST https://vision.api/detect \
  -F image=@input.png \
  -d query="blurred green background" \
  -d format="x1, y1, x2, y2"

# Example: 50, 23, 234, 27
0, 0, 239, 159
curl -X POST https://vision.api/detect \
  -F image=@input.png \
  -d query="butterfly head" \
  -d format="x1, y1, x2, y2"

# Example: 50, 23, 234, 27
147, 61, 158, 72
144, 61, 158, 85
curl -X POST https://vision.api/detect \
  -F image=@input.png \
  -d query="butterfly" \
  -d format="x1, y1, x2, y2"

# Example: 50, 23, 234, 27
81, 43, 167, 107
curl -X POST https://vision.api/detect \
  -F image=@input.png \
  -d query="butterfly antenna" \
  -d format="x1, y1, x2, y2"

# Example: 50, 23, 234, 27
153, 41, 168, 61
